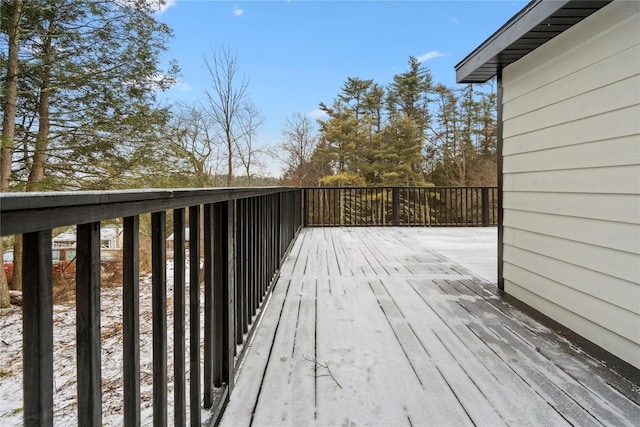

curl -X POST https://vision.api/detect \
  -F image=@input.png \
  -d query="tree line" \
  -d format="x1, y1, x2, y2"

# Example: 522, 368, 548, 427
0, 1, 496, 306
280, 57, 497, 188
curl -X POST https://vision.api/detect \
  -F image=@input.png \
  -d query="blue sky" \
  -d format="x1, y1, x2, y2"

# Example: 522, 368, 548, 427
155, 0, 527, 175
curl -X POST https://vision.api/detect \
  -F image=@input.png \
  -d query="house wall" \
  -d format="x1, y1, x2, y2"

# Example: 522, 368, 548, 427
501, 0, 640, 369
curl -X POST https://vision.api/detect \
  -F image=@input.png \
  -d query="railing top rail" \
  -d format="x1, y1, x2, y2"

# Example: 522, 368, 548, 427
0, 187, 298, 236
301, 186, 497, 190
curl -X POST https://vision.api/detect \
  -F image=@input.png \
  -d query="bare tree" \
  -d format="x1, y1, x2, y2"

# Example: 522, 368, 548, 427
202, 45, 249, 186
279, 113, 317, 186
167, 102, 227, 186
235, 102, 265, 182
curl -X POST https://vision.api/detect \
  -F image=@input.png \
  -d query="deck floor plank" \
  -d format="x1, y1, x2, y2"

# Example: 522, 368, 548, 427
221, 227, 640, 427
315, 277, 452, 426
251, 278, 317, 426
405, 278, 570, 426
431, 277, 635, 426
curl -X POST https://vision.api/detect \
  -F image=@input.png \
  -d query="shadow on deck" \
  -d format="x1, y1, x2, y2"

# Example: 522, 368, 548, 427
221, 227, 639, 426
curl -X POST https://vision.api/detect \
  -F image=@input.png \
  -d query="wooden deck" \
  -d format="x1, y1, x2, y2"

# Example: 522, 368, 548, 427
220, 227, 639, 426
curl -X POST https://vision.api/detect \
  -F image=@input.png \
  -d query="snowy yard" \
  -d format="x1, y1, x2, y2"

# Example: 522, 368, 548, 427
0, 262, 199, 426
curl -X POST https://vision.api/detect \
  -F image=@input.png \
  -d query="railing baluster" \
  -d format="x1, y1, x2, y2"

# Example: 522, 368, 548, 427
188, 205, 201, 427
215, 201, 235, 388
203, 204, 214, 408
247, 198, 254, 329
174, 209, 186, 427
243, 198, 250, 337
213, 201, 232, 388
444, 188, 449, 225
123, 216, 140, 427
76, 222, 102, 426
392, 188, 399, 225
303, 188, 308, 227
236, 199, 245, 346
257, 197, 263, 301
262, 196, 268, 298
482, 187, 490, 227
151, 211, 167, 426
23, 230, 54, 426
227, 200, 237, 383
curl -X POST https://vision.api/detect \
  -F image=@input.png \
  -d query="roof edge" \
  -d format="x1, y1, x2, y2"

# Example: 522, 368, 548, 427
455, 0, 572, 83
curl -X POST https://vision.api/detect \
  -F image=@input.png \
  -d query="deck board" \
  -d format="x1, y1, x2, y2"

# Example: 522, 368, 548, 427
221, 227, 639, 427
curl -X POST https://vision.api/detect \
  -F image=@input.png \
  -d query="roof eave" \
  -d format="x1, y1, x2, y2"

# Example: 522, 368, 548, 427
455, 0, 612, 83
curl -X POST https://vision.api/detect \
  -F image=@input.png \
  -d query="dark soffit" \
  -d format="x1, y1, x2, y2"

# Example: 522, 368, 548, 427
455, 0, 613, 83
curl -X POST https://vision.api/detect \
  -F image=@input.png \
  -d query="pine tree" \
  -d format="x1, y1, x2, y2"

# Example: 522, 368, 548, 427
386, 56, 433, 139
2, 0, 178, 191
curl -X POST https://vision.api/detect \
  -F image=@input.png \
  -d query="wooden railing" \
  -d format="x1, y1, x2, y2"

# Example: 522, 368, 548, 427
0, 187, 301, 426
303, 186, 498, 227
0, 185, 497, 425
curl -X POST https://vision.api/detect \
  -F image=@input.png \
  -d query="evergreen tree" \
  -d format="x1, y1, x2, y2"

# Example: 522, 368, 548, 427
300, 59, 496, 188
316, 100, 359, 177
378, 115, 423, 185
386, 56, 433, 138
363, 83, 385, 133
338, 77, 374, 126
1, 0, 178, 191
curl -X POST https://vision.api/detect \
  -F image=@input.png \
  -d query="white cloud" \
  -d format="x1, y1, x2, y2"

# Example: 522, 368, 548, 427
449, 17, 459, 24
146, 0, 176, 14
233, 7, 244, 17
416, 51, 446, 63
307, 108, 328, 120
175, 80, 191, 91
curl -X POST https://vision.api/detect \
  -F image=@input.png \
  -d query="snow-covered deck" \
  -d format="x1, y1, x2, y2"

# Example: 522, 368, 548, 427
221, 227, 639, 426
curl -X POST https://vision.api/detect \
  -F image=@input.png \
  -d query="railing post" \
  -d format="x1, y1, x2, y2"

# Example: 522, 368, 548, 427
482, 187, 490, 227
235, 199, 245, 347
188, 205, 201, 426
213, 200, 235, 389
392, 188, 400, 225
123, 216, 140, 427
151, 212, 167, 427
302, 188, 308, 227
22, 230, 54, 427
203, 204, 214, 408
76, 222, 103, 426
227, 201, 236, 388
173, 209, 186, 427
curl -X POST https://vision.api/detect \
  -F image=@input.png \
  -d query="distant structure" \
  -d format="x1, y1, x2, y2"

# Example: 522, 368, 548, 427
456, 0, 639, 370
53, 225, 123, 250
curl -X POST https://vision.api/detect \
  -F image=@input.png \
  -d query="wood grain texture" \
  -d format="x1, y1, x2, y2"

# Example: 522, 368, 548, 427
220, 228, 640, 426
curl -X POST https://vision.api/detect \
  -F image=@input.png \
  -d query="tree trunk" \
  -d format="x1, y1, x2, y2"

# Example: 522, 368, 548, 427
0, 0, 23, 192
0, 0, 24, 308
227, 138, 233, 186
0, 241, 10, 308
27, 38, 52, 191
11, 236, 23, 292
14, 13, 54, 293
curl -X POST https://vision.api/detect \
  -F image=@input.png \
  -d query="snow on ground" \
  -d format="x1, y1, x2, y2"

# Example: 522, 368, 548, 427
0, 260, 201, 426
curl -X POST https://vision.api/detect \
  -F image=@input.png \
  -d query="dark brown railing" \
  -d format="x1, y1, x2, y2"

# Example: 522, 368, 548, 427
0, 188, 301, 426
0, 185, 496, 426
303, 186, 498, 227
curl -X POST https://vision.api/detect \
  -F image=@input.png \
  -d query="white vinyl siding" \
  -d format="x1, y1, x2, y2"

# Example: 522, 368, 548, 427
501, 0, 640, 368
